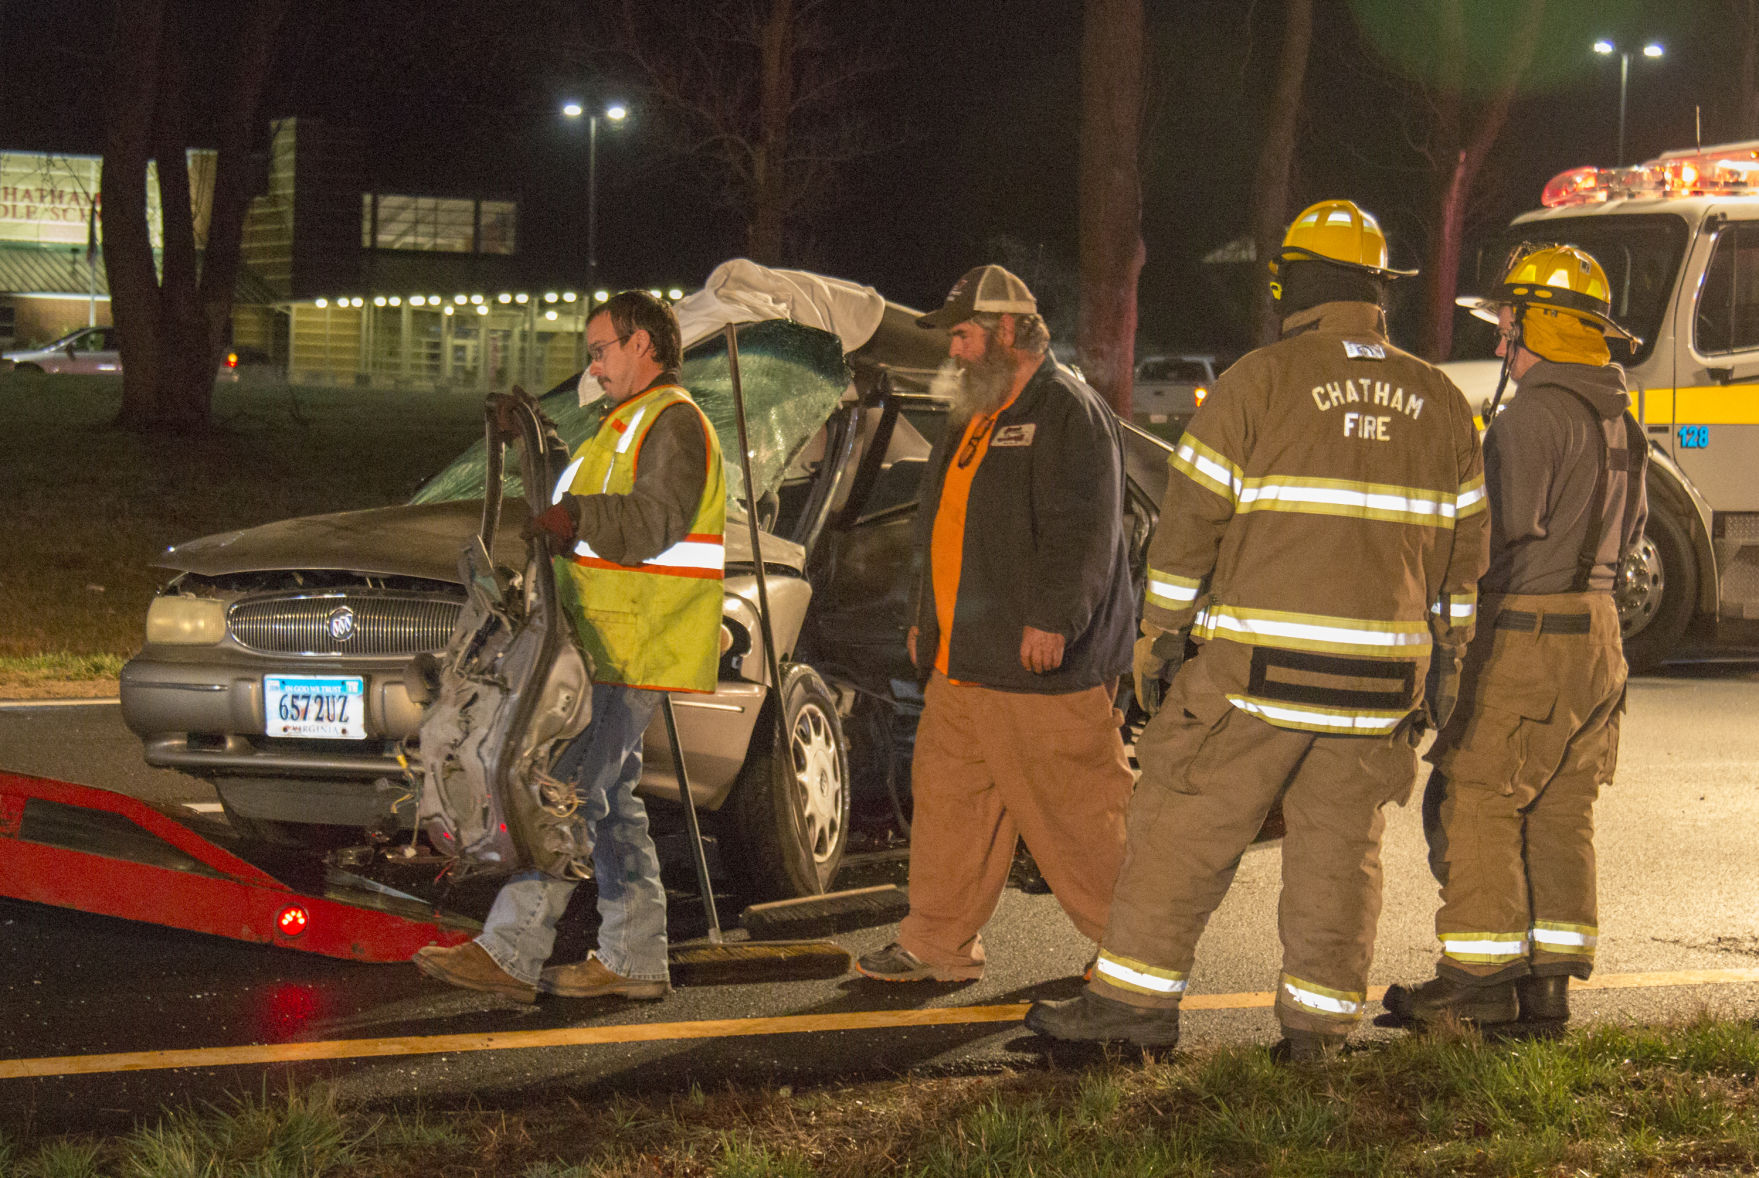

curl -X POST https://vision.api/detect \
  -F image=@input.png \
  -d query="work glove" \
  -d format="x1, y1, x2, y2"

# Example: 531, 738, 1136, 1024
1424, 651, 1462, 733
1132, 625, 1188, 717
524, 497, 578, 545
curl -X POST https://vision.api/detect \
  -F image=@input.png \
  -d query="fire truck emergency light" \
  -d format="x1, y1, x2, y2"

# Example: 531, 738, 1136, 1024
1542, 144, 1759, 208
276, 905, 310, 936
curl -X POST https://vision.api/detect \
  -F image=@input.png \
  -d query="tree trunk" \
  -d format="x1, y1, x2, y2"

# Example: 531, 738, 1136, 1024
1418, 0, 1544, 361
196, 0, 291, 418
1247, 0, 1314, 347
100, 0, 288, 434
104, 0, 168, 431
1742, 0, 1759, 138
1076, 0, 1146, 417
152, 5, 213, 432
748, 0, 794, 264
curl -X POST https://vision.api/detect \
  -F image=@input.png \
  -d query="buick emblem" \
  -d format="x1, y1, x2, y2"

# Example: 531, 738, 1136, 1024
327, 606, 356, 642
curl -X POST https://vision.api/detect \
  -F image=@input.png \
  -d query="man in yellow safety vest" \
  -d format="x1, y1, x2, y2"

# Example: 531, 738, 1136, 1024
414, 290, 726, 1003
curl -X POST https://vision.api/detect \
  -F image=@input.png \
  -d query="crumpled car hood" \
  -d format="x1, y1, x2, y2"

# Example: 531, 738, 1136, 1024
156, 498, 804, 581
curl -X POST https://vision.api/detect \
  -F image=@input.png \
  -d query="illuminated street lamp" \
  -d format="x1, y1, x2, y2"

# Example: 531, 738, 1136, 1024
560, 100, 629, 295
1594, 39, 1664, 166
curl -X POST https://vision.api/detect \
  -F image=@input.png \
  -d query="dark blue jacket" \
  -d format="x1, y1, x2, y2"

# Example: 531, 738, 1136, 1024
911, 356, 1136, 694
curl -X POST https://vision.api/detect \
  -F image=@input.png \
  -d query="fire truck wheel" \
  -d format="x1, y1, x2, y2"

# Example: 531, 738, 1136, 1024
1618, 506, 1696, 673
726, 663, 851, 901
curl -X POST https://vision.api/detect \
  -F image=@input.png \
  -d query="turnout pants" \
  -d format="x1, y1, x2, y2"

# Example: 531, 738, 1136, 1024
1090, 648, 1417, 1038
1425, 591, 1625, 983
896, 672, 1132, 970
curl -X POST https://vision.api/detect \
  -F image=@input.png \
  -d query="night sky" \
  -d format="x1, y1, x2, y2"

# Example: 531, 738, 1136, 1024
0, 0, 1736, 359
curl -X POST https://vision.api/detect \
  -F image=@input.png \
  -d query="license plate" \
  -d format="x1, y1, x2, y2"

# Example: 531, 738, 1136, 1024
264, 675, 366, 740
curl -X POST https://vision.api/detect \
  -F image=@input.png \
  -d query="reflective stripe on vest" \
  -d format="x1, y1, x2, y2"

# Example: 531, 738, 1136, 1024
1225, 693, 1407, 735
1194, 604, 1431, 657
573, 533, 726, 579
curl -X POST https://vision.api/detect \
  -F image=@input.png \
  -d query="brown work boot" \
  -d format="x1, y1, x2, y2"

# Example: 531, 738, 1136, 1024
540, 955, 670, 1000
1270, 1028, 1346, 1064
1517, 974, 1570, 1024
1383, 975, 1517, 1027
412, 941, 537, 1004
1024, 991, 1181, 1048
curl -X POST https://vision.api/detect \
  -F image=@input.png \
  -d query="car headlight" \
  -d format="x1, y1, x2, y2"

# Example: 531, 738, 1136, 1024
146, 596, 226, 645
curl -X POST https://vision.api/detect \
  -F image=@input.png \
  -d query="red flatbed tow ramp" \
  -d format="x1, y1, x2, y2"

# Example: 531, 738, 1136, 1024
0, 770, 476, 962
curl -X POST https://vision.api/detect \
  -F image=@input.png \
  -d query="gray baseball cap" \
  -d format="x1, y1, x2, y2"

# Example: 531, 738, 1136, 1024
917, 264, 1038, 329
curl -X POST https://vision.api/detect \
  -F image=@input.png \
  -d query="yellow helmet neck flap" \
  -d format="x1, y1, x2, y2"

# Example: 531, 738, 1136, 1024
1521, 305, 1613, 367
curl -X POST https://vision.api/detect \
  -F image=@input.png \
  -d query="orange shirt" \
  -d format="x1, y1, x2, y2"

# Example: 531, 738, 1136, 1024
930, 393, 1020, 674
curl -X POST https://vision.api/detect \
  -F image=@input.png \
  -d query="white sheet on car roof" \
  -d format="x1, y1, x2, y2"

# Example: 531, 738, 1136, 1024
580, 258, 886, 405
677, 258, 887, 353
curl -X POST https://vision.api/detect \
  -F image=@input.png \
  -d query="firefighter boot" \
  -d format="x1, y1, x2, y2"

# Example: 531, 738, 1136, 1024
1270, 1028, 1347, 1065
1383, 975, 1517, 1027
1024, 991, 1182, 1048
1517, 974, 1571, 1024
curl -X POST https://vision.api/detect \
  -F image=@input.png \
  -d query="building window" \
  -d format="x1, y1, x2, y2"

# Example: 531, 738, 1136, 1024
361, 194, 516, 255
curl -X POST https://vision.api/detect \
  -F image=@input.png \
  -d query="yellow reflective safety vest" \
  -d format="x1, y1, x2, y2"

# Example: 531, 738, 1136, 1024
552, 384, 726, 693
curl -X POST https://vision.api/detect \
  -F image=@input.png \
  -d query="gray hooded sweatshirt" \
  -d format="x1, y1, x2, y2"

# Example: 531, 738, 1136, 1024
1482, 358, 1647, 595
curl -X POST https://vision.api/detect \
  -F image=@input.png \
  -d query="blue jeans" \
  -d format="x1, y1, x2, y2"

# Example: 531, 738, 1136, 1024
476, 683, 668, 984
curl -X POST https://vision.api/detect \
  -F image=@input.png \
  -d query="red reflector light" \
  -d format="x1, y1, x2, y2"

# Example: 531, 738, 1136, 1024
276, 905, 309, 936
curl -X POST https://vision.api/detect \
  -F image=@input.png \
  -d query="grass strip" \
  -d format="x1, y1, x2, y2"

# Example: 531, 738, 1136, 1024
0, 370, 485, 661
3, 1016, 1757, 1176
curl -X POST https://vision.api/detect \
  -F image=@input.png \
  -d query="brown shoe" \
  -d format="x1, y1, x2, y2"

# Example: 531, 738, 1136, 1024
540, 954, 670, 1000
412, 941, 537, 1004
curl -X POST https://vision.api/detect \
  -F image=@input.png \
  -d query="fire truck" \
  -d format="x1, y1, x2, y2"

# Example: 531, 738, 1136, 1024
1443, 141, 1759, 670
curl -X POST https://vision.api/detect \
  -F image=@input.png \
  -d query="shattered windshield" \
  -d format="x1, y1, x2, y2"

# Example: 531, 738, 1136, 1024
411, 319, 852, 508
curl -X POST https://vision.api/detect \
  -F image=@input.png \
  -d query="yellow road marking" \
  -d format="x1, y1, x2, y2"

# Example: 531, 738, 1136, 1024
4, 967, 1757, 1080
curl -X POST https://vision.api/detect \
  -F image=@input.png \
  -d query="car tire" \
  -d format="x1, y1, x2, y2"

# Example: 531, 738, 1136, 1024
726, 663, 851, 901
1618, 505, 1696, 673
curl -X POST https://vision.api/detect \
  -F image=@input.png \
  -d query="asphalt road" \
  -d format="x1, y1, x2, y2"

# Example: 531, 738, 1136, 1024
2, 665, 1757, 1139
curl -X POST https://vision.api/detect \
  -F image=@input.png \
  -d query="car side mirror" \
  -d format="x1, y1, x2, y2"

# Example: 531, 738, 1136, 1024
65, 343, 78, 359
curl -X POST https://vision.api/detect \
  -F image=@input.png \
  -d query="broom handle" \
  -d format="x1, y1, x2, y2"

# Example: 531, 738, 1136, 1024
725, 324, 799, 784
661, 694, 722, 945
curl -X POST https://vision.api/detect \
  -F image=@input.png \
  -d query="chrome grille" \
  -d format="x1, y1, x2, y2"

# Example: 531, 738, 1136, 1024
228, 592, 462, 656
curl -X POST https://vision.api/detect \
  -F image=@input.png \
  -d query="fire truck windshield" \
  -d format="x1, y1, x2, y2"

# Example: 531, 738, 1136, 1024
1450, 213, 1690, 365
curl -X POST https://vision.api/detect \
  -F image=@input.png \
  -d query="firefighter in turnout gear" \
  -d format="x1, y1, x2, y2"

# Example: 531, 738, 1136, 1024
1027, 199, 1490, 1059
1384, 245, 1647, 1031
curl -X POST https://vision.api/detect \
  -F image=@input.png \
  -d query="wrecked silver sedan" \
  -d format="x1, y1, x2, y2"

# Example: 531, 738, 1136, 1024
120, 264, 1173, 899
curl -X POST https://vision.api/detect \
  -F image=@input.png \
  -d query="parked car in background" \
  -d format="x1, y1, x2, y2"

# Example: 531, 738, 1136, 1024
119, 262, 1173, 899
1133, 353, 1218, 437
2, 327, 271, 382
4, 326, 120, 374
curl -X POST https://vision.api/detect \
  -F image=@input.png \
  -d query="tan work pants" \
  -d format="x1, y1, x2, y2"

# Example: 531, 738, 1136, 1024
1425, 592, 1625, 982
1091, 648, 1417, 1037
896, 672, 1132, 969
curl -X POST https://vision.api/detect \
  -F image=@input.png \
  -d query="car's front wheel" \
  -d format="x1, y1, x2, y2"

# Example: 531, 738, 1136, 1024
726, 663, 851, 901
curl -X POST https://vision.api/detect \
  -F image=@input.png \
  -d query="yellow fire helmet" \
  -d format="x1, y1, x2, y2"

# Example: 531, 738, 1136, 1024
1457, 243, 1639, 344
1268, 199, 1419, 292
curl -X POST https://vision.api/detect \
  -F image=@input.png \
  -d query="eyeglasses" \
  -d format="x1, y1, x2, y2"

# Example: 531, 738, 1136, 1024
587, 333, 631, 363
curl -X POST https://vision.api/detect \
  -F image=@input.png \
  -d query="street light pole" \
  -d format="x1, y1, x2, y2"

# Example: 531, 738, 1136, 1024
561, 100, 628, 302
1594, 39, 1664, 167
